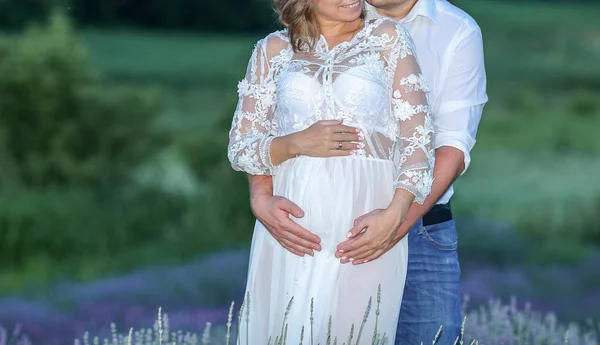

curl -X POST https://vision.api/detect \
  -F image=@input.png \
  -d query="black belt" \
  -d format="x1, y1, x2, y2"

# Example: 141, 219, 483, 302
422, 202, 453, 226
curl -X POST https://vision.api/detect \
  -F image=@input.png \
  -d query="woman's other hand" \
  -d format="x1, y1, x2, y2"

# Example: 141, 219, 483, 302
289, 119, 363, 157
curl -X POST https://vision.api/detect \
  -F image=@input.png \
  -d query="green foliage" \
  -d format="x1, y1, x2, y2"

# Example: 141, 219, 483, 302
569, 89, 599, 118
1, 1, 599, 289
0, 10, 196, 287
0, 188, 186, 268
0, 0, 55, 30
516, 194, 600, 264
1, 0, 599, 33
72, 0, 278, 32
504, 89, 542, 116
0, 9, 166, 188
178, 100, 255, 238
0, 0, 278, 32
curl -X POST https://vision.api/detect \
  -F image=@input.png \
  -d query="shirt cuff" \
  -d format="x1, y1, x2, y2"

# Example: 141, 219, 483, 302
438, 96, 488, 115
434, 133, 473, 175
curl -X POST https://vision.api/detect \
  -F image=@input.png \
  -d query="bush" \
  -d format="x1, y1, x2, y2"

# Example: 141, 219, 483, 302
0, 9, 166, 189
0, 10, 205, 285
0, 187, 190, 270
179, 99, 255, 243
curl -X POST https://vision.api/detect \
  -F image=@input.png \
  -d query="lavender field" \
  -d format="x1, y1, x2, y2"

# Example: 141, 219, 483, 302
0, 238, 599, 344
1, 219, 599, 344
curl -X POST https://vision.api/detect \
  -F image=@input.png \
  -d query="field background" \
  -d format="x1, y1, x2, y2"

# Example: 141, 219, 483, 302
0, 0, 599, 344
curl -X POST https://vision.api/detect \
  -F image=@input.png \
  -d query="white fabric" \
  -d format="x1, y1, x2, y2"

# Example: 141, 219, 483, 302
366, 0, 488, 204
228, 18, 434, 344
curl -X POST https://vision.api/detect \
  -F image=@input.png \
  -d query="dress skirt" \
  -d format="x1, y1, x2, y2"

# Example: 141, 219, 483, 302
239, 155, 408, 344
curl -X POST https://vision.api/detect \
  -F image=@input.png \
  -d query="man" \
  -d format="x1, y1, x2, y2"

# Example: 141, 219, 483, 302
247, 0, 487, 343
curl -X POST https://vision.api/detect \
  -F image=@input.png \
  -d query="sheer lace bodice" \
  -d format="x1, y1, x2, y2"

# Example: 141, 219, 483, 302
228, 18, 434, 203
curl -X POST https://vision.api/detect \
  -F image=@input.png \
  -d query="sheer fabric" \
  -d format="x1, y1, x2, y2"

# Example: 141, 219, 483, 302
228, 18, 434, 344
228, 17, 434, 203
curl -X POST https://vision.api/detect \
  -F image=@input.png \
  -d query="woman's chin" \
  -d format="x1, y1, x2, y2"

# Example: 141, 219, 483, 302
336, 1, 363, 20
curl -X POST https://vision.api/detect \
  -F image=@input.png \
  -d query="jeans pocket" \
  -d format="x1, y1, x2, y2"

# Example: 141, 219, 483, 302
418, 220, 458, 251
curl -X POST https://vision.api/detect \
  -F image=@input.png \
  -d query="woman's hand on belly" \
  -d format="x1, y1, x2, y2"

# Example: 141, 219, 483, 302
285, 119, 363, 158
334, 208, 403, 265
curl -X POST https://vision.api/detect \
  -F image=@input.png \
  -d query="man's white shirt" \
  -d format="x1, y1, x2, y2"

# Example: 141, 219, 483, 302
365, 0, 488, 205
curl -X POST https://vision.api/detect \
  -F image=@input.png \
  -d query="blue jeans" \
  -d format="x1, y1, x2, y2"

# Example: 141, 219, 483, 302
395, 219, 462, 345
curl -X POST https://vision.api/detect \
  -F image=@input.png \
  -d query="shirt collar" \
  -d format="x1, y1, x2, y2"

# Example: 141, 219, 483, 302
364, 0, 437, 24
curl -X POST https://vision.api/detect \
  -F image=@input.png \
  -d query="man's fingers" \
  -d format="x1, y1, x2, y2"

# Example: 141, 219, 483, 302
278, 198, 305, 218
284, 220, 321, 246
263, 218, 318, 253
279, 241, 304, 256
279, 238, 311, 257
281, 224, 321, 251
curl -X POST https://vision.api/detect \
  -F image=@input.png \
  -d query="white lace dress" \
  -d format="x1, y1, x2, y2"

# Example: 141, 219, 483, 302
228, 18, 434, 344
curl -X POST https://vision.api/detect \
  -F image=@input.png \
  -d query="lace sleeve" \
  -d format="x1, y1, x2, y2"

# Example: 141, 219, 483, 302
388, 23, 435, 204
227, 39, 277, 175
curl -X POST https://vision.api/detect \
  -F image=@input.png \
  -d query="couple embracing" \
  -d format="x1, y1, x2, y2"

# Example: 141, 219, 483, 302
227, 0, 487, 343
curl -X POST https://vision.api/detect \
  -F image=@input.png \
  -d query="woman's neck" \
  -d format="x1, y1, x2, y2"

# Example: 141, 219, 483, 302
318, 18, 364, 39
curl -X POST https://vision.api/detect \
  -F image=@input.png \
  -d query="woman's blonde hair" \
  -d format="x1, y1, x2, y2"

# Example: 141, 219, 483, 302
274, 0, 365, 52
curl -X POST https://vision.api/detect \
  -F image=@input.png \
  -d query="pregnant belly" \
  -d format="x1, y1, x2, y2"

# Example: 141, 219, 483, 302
272, 156, 395, 252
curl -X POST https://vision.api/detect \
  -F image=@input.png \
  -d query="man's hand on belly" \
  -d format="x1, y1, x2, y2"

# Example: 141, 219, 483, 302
249, 175, 322, 256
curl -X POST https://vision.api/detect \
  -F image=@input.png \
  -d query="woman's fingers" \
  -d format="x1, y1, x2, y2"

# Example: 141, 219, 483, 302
316, 119, 344, 126
347, 218, 369, 238
330, 124, 360, 134
332, 133, 362, 143
300, 120, 364, 157
331, 142, 360, 152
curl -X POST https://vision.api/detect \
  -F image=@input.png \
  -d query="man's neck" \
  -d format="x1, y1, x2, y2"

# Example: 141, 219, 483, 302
374, 0, 419, 22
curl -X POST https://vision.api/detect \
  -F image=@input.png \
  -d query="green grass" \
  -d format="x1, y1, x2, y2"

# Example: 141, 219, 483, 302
1, 0, 600, 292
80, 29, 255, 87
75, 0, 600, 227
453, 148, 600, 222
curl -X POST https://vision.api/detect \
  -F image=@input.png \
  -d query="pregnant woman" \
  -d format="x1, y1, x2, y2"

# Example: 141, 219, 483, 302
227, 0, 434, 343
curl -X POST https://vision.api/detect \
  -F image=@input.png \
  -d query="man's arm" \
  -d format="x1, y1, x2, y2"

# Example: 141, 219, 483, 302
432, 28, 487, 176
248, 175, 274, 199
402, 27, 488, 226
336, 147, 463, 263
248, 175, 322, 256
396, 146, 464, 231
336, 27, 488, 264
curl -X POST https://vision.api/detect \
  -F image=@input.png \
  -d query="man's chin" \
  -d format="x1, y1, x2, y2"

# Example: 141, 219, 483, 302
365, 0, 387, 8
